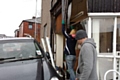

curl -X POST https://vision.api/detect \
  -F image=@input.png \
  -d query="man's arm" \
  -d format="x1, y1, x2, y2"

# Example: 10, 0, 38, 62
62, 20, 70, 38
79, 44, 93, 80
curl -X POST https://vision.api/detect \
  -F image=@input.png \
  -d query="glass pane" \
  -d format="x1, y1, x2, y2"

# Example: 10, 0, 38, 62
117, 18, 120, 51
0, 40, 43, 59
81, 19, 88, 34
98, 58, 113, 80
91, 18, 114, 53
29, 25, 32, 29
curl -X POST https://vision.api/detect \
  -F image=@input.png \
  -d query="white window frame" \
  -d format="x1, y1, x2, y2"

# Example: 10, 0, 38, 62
88, 13, 120, 80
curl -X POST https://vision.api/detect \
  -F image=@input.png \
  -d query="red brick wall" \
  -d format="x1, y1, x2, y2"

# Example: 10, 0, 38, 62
19, 21, 41, 43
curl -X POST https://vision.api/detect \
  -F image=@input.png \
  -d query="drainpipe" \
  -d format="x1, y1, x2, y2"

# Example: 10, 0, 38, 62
34, 0, 37, 39
62, 0, 69, 26
62, 0, 65, 24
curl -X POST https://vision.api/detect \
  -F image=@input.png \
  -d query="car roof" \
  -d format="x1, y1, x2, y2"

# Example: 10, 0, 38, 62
0, 37, 34, 41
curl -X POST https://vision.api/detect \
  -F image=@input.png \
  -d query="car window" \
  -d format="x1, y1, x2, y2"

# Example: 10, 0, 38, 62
34, 43, 42, 56
0, 40, 43, 59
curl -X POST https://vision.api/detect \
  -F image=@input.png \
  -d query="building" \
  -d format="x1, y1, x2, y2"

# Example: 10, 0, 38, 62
18, 17, 41, 43
14, 29, 19, 37
0, 34, 13, 38
41, 0, 120, 79
0, 34, 6, 38
40, 0, 52, 39
41, 0, 65, 68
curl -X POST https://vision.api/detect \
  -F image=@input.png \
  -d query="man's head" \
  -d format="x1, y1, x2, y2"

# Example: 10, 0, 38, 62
75, 30, 88, 45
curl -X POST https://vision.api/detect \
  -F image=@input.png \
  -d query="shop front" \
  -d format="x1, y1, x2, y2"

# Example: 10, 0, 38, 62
83, 13, 120, 80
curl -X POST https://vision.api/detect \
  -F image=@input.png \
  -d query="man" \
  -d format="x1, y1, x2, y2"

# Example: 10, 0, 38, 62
75, 30, 98, 80
62, 20, 77, 80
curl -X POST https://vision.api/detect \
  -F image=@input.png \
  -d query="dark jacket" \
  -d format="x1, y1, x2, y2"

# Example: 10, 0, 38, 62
62, 24, 77, 55
76, 38, 98, 80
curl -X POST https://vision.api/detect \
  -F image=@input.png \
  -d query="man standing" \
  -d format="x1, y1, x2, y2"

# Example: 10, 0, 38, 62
75, 30, 98, 80
62, 21, 77, 80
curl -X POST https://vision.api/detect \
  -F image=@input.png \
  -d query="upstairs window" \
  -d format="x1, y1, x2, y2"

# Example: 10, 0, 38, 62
29, 23, 32, 29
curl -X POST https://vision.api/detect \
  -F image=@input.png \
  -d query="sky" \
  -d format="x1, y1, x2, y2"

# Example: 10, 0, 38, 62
0, 0, 41, 36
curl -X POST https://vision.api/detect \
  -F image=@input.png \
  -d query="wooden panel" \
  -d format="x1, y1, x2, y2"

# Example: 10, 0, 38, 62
113, 0, 116, 12
116, 0, 120, 12
88, 0, 120, 12
111, 0, 114, 12
95, 0, 99, 12
88, 0, 93, 12
92, 0, 96, 12
55, 13, 62, 34
70, 0, 88, 24
98, 0, 102, 12
105, 0, 108, 12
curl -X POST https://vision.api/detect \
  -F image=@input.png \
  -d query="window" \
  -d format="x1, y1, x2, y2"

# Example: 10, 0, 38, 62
0, 40, 43, 59
91, 17, 115, 80
91, 18, 114, 53
117, 18, 120, 51
29, 23, 32, 29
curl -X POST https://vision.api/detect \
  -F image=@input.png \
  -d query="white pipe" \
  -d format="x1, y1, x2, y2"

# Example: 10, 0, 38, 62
46, 37, 56, 69
41, 38, 46, 52
104, 70, 120, 80
34, 0, 37, 38
113, 17, 117, 80
88, 17, 91, 38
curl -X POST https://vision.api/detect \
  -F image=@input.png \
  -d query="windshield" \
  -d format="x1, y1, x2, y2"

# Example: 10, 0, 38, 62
0, 39, 43, 60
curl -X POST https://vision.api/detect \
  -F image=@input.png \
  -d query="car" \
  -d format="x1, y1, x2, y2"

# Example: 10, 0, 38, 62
0, 37, 63, 80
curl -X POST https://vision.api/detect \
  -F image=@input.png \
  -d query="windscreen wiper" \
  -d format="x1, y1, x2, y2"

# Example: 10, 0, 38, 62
0, 56, 42, 63
17, 56, 41, 61
0, 57, 15, 60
